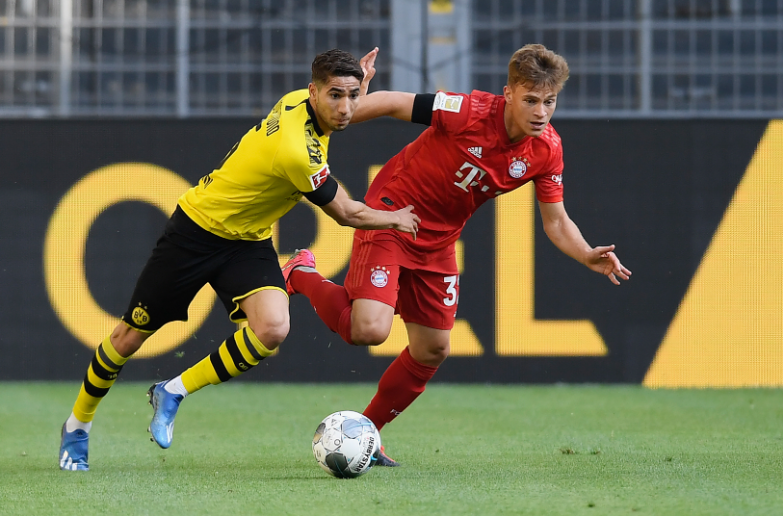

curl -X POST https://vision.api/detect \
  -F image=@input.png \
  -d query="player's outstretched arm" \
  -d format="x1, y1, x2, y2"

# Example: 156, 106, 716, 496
352, 48, 418, 123
351, 91, 416, 124
538, 200, 632, 285
320, 183, 420, 239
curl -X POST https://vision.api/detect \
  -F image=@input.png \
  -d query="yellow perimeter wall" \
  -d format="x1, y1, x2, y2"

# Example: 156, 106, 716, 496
5, 118, 781, 383
644, 121, 783, 387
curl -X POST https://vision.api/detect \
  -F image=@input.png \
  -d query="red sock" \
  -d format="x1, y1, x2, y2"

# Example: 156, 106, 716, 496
363, 347, 438, 431
290, 269, 354, 344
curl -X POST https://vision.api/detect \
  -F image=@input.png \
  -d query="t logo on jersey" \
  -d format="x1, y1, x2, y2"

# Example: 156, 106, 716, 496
309, 165, 330, 190
454, 162, 490, 193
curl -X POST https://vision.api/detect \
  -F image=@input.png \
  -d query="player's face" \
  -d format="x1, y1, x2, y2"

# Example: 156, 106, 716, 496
503, 82, 558, 141
309, 76, 362, 134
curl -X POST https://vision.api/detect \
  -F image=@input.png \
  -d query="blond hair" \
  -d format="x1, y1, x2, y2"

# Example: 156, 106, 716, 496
508, 44, 570, 92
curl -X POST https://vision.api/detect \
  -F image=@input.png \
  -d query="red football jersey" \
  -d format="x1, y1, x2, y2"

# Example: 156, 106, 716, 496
365, 90, 565, 252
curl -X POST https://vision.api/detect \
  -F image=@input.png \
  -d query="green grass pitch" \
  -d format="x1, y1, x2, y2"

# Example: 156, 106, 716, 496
1, 383, 781, 516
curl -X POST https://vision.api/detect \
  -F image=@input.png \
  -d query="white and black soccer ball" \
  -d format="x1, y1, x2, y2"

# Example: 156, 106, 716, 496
312, 410, 381, 478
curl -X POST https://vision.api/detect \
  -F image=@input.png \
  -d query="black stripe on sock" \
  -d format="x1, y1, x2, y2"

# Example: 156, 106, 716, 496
242, 328, 265, 362
209, 350, 232, 383
225, 334, 252, 373
82, 373, 110, 398
90, 355, 119, 381
97, 344, 122, 371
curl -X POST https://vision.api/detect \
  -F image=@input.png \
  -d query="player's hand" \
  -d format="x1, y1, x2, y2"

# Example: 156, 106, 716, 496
585, 245, 631, 285
359, 47, 379, 96
393, 205, 420, 240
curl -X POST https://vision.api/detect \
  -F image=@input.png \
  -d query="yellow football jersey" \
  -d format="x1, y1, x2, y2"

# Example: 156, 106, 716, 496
178, 89, 331, 241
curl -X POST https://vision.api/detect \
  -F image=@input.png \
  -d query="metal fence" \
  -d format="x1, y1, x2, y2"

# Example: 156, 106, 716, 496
1, 0, 782, 118
473, 0, 783, 117
0, 0, 393, 117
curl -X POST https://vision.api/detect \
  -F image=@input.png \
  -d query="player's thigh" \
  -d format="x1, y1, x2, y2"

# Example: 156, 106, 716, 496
395, 270, 458, 365
210, 238, 288, 329
351, 298, 395, 343
344, 232, 402, 343
397, 268, 459, 331
344, 233, 402, 308
405, 322, 451, 366
122, 232, 212, 333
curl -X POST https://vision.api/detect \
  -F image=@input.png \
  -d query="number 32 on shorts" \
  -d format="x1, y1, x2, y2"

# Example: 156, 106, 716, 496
443, 275, 459, 307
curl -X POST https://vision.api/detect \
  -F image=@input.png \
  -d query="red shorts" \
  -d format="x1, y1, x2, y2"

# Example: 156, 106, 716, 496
345, 229, 459, 330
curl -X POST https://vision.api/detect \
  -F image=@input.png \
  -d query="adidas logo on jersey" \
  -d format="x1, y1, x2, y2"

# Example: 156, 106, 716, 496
467, 146, 483, 159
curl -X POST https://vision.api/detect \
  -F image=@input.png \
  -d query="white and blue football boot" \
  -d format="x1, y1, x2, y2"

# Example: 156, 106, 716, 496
147, 381, 183, 449
59, 423, 89, 471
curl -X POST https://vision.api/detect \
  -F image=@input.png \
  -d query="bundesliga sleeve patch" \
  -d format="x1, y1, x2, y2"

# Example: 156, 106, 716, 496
308, 165, 331, 190
432, 92, 463, 113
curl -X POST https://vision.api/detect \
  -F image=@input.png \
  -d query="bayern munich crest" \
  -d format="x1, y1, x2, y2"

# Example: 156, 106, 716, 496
508, 159, 527, 178
370, 267, 389, 288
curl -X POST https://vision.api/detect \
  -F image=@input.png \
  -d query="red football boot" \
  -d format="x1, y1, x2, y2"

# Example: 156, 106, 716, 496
281, 249, 316, 295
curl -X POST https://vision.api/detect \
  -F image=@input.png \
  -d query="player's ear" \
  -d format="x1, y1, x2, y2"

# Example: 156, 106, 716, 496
308, 82, 318, 102
503, 84, 512, 102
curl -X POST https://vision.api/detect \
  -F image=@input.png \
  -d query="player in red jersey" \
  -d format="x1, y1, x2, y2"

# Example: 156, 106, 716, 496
283, 44, 632, 465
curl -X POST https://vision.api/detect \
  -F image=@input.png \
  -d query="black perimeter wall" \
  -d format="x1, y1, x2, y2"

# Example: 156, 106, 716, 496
0, 118, 769, 383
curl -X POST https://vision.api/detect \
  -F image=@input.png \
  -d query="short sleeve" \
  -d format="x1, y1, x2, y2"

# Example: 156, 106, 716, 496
286, 161, 331, 194
277, 128, 331, 194
430, 91, 472, 134
533, 141, 564, 203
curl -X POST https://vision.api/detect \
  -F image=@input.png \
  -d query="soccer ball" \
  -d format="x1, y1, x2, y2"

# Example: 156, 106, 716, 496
312, 410, 381, 478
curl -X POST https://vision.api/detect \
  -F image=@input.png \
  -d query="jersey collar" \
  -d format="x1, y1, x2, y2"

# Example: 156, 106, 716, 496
305, 99, 325, 137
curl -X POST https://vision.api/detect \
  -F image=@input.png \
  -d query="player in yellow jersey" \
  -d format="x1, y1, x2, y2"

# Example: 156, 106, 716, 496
58, 48, 419, 471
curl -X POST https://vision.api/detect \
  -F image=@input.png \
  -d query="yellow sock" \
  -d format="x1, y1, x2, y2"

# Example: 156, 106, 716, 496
181, 327, 273, 394
72, 336, 129, 423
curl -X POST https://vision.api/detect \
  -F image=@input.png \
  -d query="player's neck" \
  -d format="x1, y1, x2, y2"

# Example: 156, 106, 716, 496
307, 99, 333, 137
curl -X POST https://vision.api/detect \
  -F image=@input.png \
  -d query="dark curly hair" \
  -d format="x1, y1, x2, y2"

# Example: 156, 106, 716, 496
311, 49, 364, 86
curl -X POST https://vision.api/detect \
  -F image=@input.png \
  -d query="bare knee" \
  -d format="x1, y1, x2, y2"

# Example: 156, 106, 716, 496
248, 317, 289, 350
349, 299, 394, 346
351, 320, 391, 347
409, 342, 449, 367
407, 326, 451, 367
426, 342, 450, 364
241, 290, 290, 350
110, 324, 150, 357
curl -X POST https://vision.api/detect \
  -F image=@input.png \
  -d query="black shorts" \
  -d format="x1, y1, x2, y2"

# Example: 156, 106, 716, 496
121, 206, 286, 332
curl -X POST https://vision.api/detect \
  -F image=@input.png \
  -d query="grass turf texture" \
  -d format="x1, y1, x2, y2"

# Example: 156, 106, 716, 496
1, 384, 781, 516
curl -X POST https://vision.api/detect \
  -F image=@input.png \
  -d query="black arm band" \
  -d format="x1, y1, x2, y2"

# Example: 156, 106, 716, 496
411, 93, 436, 126
303, 174, 339, 206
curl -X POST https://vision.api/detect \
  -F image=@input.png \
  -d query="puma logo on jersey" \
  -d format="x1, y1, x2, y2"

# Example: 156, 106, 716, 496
285, 99, 307, 111
467, 146, 483, 159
